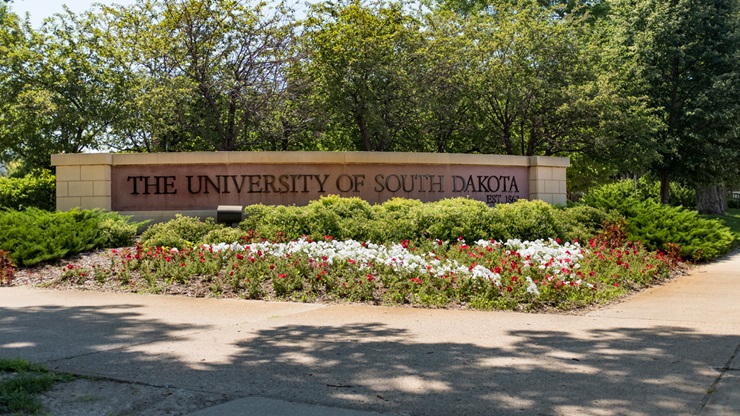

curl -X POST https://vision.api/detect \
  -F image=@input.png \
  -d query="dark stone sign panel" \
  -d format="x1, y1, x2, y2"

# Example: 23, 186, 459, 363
111, 163, 529, 211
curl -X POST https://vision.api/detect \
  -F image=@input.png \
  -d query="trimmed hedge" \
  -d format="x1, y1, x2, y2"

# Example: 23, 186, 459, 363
146, 197, 615, 249
139, 215, 223, 249
0, 170, 55, 211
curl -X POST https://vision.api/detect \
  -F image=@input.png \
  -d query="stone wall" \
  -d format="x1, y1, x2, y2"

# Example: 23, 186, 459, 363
52, 152, 569, 221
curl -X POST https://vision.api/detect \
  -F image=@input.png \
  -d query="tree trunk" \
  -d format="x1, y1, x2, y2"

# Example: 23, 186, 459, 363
660, 173, 670, 205
696, 184, 726, 214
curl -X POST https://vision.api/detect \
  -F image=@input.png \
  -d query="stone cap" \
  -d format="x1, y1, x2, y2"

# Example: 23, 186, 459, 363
52, 152, 570, 168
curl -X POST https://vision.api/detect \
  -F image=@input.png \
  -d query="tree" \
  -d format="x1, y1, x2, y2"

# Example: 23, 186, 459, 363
96, 0, 298, 152
0, 7, 129, 172
457, 0, 657, 163
299, 0, 427, 151
606, 0, 740, 213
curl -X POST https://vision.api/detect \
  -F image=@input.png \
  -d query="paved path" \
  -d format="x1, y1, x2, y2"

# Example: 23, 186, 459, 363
1, 251, 739, 416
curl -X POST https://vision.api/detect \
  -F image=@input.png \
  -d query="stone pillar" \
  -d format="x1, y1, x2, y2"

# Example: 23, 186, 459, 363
51, 154, 112, 211
528, 156, 569, 206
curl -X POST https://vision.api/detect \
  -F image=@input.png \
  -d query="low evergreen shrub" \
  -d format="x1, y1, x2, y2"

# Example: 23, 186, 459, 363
582, 177, 695, 209
0, 209, 134, 267
308, 196, 376, 241
624, 201, 733, 261
584, 181, 734, 261
0, 170, 55, 211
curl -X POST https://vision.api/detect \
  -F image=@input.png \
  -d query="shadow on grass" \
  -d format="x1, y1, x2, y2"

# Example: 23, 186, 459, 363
0, 303, 737, 415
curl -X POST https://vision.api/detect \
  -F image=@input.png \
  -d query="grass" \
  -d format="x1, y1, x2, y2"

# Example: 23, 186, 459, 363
0, 358, 75, 415
703, 208, 740, 249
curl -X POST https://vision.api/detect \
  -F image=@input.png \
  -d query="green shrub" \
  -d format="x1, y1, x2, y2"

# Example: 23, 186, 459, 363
241, 204, 275, 231
495, 200, 566, 241
305, 196, 376, 241
584, 181, 733, 261
140, 214, 221, 249
368, 198, 424, 241
202, 227, 249, 244
556, 205, 621, 242
624, 201, 733, 261
0, 170, 55, 211
241, 205, 309, 241
581, 180, 638, 212
411, 198, 497, 242
0, 208, 135, 266
582, 177, 696, 209
98, 214, 146, 247
236, 197, 611, 245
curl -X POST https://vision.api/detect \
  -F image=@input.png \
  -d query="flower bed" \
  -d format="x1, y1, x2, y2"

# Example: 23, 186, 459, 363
58, 236, 679, 311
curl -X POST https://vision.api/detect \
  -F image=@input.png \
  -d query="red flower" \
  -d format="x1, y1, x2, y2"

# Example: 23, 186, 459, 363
236, 254, 244, 260
67, 264, 74, 270
278, 273, 287, 279
367, 274, 374, 282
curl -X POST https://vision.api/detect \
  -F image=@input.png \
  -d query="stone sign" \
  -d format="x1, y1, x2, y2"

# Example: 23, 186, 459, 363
112, 163, 528, 211
52, 152, 568, 221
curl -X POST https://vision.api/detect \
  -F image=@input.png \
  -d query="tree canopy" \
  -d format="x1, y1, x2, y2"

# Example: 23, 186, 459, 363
1, 0, 738, 211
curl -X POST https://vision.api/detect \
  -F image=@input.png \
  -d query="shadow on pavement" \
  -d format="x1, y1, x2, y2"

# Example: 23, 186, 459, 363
1, 304, 738, 415
217, 323, 733, 415
0, 304, 211, 362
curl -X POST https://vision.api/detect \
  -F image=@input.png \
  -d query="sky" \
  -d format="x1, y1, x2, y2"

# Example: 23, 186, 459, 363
8, 0, 312, 28
9, 0, 137, 28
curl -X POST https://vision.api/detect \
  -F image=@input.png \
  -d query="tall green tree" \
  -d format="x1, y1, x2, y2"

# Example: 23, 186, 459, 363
98, 0, 298, 152
299, 0, 427, 151
459, 0, 657, 162
0, 7, 126, 172
606, 0, 740, 213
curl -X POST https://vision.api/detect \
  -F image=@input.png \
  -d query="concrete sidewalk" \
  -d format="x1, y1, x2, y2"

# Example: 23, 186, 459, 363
1, 251, 739, 416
